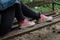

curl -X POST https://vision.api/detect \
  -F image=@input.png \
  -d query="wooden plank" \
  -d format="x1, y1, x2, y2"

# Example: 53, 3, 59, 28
0, 14, 60, 40
26, 0, 53, 7
53, 0, 60, 4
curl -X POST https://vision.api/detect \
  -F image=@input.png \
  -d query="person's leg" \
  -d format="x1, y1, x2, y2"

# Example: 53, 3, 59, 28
15, 3, 35, 28
15, 1, 53, 25
15, 3, 25, 22
20, 1, 40, 20
20, 1, 53, 23
0, 5, 15, 36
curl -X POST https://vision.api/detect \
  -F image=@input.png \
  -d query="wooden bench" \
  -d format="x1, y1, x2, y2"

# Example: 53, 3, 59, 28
0, 0, 60, 40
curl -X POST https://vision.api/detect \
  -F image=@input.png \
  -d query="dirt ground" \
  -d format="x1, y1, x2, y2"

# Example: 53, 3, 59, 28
7, 22, 60, 40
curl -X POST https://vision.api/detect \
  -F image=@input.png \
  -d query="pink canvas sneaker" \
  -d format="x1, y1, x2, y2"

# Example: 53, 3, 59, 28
19, 19, 35, 28
36, 14, 53, 23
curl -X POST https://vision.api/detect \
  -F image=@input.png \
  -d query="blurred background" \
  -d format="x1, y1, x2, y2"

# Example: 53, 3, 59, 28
20, 0, 60, 13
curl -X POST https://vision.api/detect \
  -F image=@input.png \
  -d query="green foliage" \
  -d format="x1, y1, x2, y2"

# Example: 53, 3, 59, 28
22, 0, 60, 3
22, 0, 60, 12
22, 0, 43, 3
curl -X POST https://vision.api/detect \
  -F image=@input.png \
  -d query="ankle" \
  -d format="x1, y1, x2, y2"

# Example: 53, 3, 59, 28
19, 19, 25, 25
36, 14, 43, 21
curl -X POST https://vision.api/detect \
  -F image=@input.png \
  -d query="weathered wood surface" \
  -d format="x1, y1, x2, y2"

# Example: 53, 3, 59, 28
26, 0, 53, 7
0, 13, 60, 40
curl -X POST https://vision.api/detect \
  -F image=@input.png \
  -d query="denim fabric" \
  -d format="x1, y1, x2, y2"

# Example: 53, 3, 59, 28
0, 0, 16, 10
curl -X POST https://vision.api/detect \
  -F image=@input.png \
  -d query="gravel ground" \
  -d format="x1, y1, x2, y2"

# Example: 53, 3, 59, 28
7, 22, 60, 40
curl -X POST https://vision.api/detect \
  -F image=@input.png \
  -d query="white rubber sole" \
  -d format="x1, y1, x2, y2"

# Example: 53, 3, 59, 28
20, 21, 35, 29
36, 16, 53, 23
